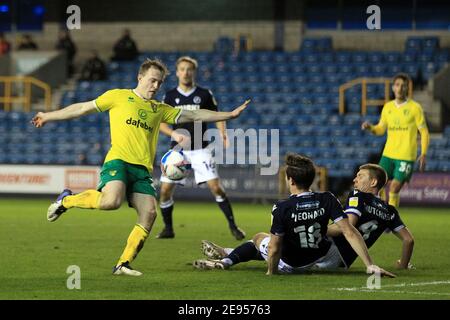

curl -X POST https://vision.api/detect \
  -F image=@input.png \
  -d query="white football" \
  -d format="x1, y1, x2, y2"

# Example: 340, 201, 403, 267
161, 150, 188, 181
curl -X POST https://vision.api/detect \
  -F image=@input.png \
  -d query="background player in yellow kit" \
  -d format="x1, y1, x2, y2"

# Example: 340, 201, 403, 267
361, 73, 429, 208
31, 58, 250, 276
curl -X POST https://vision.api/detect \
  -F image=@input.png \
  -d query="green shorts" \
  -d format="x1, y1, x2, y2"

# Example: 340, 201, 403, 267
97, 159, 156, 198
379, 156, 415, 183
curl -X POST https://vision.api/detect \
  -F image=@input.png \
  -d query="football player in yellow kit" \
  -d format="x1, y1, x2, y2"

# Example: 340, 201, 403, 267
362, 73, 429, 208
31, 58, 250, 276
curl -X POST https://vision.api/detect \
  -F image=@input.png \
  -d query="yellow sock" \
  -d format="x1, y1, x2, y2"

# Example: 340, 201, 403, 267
379, 188, 387, 202
62, 190, 102, 209
116, 224, 149, 266
389, 192, 400, 208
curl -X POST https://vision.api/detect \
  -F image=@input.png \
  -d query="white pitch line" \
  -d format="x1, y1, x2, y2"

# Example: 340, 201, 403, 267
356, 289, 450, 297
334, 280, 450, 294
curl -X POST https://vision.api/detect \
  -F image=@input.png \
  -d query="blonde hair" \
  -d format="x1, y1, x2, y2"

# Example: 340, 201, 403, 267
138, 58, 170, 79
176, 56, 198, 70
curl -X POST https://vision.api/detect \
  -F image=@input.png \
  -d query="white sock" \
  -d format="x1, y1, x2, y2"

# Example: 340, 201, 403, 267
221, 258, 233, 266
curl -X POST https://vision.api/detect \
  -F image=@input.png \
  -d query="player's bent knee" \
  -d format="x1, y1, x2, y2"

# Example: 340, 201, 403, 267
211, 185, 225, 197
148, 208, 157, 219
160, 184, 174, 202
139, 209, 157, 230
252, 232, 269, 247
101, 197, 122, 210
160, 192, 171, 203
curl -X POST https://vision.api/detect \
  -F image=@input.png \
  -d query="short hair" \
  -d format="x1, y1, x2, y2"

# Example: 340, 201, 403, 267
359, 164, 388, 190
138, 58, 169, 80
176, 56, 198, 70
285, 153, 316, 189
392, 73, 411, 87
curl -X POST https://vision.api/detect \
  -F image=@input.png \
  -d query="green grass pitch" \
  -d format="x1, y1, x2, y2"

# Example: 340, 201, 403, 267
0, 198, 449, 300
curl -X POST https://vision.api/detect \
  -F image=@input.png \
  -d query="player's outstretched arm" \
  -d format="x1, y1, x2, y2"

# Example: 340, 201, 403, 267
393, 227, 415, 269
177, 99, 251, 124
31, 101, 97, 128
266, 234, 282, 275
336, 218, 396, 278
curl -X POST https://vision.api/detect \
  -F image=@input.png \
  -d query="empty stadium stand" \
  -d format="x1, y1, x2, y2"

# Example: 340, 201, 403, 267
1, 36, 449, 178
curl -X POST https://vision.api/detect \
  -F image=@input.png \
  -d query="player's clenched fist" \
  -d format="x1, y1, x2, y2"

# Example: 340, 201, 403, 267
31, 112, 47, 128
361, 121, 372, 131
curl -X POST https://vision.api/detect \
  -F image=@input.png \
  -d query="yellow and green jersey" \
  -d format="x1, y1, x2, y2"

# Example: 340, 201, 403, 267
94, 89, 181, 172
378, 99, 427, 161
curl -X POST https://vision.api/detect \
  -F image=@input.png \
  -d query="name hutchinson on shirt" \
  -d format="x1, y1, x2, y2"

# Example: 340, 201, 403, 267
126, 117, 154, 133
364, 205, 393, 221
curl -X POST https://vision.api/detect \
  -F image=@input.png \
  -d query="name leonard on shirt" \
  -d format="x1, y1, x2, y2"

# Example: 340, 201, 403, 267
291, 207, 326, 222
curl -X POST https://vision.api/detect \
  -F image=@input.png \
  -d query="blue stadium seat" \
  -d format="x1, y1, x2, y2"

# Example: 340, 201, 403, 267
435, 50, 449, 64
301, 38, 317, 52
316, 139, 332, 149
325, 74, 342, 84
384, 52, 400, 63
320, 53, 334, 63
421, 62, 438, 81
317, 38, 333, 51
355, 63, 370, 76
255, 52, 273, 63
405, 37, 423, 51
310, 74, 325, 83
371, 64, 387, 77
304, 54, 319, 64
288, 53, 303, 63
430, 138, 448, 149
337, 64, 354, 75
386, 64, 402, 76
403, 53, 417, 63
367, 52, 384, 64
424, 160, 439, 171
321, 148, 337, 159
273, 53, 288, 63
322, 64, 337, 74
336, 147, 356, 158
352, 52, 367, 63
439, 161, 450, 172
335, 52, 351, 64
423, 37, 439, 49
402, 63, 419, 80
305, 64, 322, 74
292, 74, 308, 84
313, 95, 329, 105
418, 53, 434, 63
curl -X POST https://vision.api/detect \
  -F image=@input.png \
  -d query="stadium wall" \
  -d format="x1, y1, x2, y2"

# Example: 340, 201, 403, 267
31, 22, 301, 60
18, 22, 450, 63
28, 51, 67, 90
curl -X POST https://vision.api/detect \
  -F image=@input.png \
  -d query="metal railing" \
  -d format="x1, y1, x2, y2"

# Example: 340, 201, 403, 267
339, 77, 413, 115
0, 76, 51, 112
